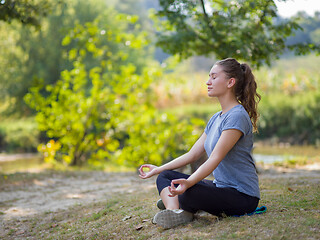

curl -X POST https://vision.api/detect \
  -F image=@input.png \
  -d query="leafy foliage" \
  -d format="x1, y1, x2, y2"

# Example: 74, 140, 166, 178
153, 0, 320, 67
24, 11, 204, 167
286, 12, 320, 46
258, 91, 320, 145
0, 118, 39, 153
0, 0, 146, 115
0, 0, 59, 26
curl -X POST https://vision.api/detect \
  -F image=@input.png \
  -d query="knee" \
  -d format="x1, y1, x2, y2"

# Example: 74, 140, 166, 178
159, 169, 174, 178
156, 170, 174, 192
156, 170, 174, 183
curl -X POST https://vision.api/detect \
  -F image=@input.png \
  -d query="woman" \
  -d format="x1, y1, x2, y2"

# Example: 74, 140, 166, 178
139, 58, 261, 229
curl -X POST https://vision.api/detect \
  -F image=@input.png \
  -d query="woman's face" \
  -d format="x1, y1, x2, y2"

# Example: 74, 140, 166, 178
206, 64, 229, 98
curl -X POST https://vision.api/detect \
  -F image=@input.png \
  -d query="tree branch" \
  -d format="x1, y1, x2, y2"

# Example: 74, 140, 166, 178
199, 0, 215, 38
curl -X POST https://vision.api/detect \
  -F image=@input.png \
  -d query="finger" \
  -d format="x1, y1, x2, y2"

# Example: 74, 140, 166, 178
171, 179, 184, 185
169, 184, 177, 193
168, 188, 179, 197
139, 165, 150, 175
139, 174, 146, 179
171, 181, 175, 188
138, 170, 144, 176
139, 171, 149, 179
168, 187, 176, 197
138, 166, 145, 175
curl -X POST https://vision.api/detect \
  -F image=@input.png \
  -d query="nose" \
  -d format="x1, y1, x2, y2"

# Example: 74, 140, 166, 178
206, 78, 211, 85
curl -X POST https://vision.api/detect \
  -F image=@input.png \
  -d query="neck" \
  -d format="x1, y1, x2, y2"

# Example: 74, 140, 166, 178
218, 93, 239, 114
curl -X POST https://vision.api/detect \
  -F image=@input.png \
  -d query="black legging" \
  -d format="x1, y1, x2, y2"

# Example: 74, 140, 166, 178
156, 170, 259, 216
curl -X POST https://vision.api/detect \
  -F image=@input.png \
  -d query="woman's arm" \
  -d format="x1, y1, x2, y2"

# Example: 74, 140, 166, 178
168, 129, 243, 196
139, 132, 207, 179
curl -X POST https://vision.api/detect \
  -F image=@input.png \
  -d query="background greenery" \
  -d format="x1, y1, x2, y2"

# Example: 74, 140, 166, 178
0, 0, 320, 169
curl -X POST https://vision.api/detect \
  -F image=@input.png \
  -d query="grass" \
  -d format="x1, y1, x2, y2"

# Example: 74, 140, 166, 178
1, 169, 319, 239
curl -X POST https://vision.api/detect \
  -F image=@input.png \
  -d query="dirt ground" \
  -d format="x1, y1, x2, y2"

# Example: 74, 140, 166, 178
0, 171, 155, 222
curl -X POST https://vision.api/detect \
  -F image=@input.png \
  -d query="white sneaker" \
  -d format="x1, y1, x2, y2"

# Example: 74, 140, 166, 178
153, 209, 194, 229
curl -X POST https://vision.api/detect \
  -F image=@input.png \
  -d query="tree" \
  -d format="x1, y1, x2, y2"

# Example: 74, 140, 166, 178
0, 0, 59, 27
0, 0, 152, 115
152, 0, 320, 67
24, 10, 204, 167
286, 11, 320, 46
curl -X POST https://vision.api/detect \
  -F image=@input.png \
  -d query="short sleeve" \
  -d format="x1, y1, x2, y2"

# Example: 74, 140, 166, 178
205, 112, 220, 134
221, 111, 251, 136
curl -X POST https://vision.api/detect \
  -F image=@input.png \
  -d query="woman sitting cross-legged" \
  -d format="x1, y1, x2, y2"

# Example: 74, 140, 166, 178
139, 58, 261, 229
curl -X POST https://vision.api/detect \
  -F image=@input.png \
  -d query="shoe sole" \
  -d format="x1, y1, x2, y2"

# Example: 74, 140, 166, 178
153, 210, 193, 229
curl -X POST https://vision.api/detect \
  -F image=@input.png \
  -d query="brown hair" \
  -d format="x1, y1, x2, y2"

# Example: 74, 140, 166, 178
216, 58, 261, 132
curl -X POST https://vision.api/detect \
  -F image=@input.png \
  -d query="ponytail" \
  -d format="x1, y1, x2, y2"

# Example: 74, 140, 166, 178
238, 63, 261, 132
216, 58, 261, 132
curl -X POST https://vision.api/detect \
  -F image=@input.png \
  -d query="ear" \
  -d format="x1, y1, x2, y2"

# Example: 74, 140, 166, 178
227, 78, 236, 88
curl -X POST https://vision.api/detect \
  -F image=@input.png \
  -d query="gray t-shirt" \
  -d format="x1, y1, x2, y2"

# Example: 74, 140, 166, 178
204, 104, 260, 199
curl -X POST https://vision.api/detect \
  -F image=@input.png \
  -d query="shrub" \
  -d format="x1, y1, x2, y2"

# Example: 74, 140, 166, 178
258, 91, 320, 144
0, 118, 39, 153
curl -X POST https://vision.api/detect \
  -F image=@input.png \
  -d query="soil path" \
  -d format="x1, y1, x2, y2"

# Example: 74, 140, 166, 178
0, 171, 155, 221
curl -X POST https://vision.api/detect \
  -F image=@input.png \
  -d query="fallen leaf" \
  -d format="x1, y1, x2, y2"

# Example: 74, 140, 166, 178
280, 208, 288, 212
288, 187, 294, 191
142, 219, 149, 223
122, 215, 131, 221
135, 225, 143, 231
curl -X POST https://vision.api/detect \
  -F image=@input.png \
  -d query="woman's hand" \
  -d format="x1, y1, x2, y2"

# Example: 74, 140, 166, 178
138, 164, 159, 179
168, 178, 191, 197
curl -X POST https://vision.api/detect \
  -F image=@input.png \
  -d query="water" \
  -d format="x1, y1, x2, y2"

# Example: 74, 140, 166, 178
252, 144, 319, 164
253, 154, 293, 164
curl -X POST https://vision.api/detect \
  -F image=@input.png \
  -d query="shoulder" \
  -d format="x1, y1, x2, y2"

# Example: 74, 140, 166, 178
204, 111, 222, 134
222, 105, 252, 134
208, 111, 221, 123
224, 105, 249, 120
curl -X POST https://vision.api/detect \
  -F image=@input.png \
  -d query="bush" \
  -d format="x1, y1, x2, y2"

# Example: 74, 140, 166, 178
258, 91, 320, 144
0, 118, 39, 153
24, 11, 205, 168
